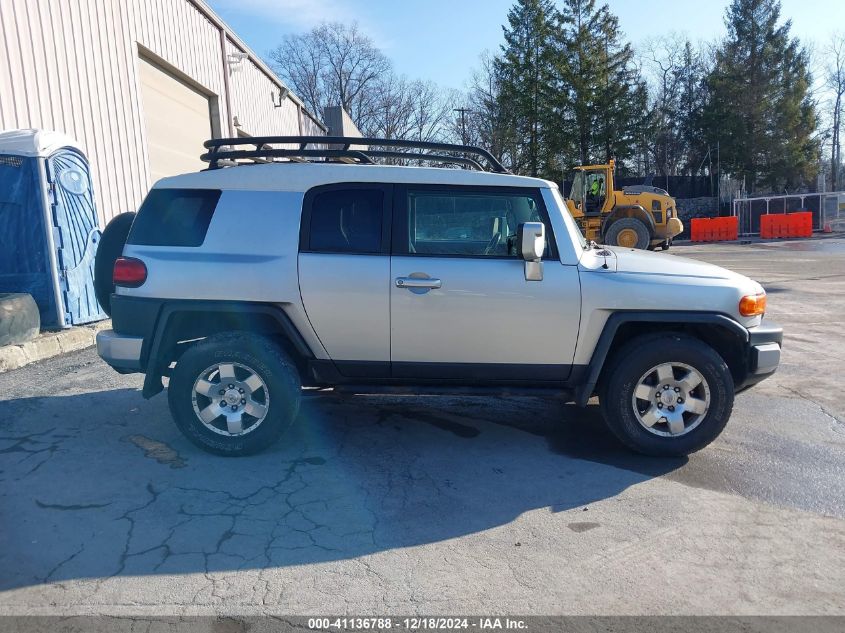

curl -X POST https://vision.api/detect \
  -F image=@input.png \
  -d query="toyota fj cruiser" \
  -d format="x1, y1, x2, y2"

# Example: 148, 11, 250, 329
95, 136, 782, 457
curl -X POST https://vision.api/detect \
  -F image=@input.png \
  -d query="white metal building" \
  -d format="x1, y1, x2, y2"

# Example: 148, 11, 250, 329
0, 0, 328, 225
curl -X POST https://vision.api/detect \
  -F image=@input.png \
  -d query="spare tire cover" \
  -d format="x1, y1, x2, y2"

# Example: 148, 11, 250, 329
94, 212, 136, 316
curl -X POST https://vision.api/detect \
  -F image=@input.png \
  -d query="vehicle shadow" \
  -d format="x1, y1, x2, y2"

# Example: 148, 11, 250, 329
0, 388, 685, 589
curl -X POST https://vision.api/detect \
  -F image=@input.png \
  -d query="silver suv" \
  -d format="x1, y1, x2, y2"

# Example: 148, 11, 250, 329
95, 136, 782, 457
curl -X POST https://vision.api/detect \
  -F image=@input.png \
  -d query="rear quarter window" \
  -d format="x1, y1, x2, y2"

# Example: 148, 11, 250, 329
128, 188, 221, 247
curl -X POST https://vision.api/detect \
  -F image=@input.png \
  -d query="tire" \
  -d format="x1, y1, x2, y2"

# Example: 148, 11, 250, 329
167, 332, 301, 456
605, 218, 651, 249
598, 334, 734, 457
94, 212, 136, 316
0, 293, 40, 346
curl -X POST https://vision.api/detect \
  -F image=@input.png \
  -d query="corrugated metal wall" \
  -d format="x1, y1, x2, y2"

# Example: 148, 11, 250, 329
0, 0, 326, 226
225, 39, 301, 138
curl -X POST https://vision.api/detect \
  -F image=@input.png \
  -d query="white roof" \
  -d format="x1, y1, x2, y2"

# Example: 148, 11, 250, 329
155, 162, 557, 192
0, 129, 82, 157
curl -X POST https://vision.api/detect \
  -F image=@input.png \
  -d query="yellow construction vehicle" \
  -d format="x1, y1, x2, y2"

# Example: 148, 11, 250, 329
563, 160, 684, 250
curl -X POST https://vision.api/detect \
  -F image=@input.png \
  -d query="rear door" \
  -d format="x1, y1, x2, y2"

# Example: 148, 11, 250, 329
298, 183, 392, 378
389, 184, 580, 382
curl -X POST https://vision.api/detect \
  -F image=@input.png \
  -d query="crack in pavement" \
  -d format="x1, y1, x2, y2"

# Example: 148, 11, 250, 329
35, 500, 112, 511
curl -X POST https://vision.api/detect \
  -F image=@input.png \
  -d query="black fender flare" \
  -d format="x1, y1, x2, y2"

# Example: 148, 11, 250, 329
141, 300, 313, 399
601, 205, 655, 239
573, 311, 749, 407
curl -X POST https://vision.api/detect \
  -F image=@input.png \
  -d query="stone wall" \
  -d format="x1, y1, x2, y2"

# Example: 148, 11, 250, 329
674, 197, 720, 239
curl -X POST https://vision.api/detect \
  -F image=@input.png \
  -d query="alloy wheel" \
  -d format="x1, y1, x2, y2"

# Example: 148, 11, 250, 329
191, 362, 270, 436
631, 362, 710, 437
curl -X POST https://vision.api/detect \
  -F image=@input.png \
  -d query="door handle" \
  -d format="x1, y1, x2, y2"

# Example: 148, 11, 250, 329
395, 276, 442, 289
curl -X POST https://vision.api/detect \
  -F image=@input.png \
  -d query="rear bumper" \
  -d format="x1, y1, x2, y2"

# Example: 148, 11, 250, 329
737, 319, 783, 391
96, 329, 143, 372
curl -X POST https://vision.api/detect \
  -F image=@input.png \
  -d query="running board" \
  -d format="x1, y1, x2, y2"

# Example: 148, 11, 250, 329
307, 384, 575, 400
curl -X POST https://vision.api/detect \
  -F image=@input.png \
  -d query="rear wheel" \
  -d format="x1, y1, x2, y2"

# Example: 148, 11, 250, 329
599, 334, 734, 456
605, 218, 651, 249
167, 332, 301, 456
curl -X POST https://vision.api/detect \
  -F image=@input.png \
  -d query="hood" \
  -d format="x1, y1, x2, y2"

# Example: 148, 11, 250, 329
577, 246, 766, 328
609, 246, 745, 280
580, 245, 763, 292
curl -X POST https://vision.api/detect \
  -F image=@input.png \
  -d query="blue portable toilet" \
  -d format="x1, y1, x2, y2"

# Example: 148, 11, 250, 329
0, 129, 107, 328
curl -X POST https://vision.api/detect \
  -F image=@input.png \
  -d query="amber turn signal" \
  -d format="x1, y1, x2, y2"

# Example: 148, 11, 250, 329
739, 292, 766, 317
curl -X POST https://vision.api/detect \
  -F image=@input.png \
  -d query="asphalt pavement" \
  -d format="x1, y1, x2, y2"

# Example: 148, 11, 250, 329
0, 238, 843, 616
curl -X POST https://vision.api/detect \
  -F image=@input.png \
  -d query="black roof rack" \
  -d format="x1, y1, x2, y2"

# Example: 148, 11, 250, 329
201, 136, 509, 173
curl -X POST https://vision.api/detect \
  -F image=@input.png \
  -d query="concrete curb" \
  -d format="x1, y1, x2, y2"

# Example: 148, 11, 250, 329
0, 320, 111, 373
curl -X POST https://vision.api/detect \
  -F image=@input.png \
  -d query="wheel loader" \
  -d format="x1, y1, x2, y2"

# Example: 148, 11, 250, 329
563, 160, 684, 250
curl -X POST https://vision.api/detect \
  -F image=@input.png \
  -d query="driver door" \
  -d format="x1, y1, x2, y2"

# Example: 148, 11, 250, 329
389, 184, 581, 382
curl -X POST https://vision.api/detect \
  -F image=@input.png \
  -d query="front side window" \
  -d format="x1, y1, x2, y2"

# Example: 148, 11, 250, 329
401, 188, 550, 258
305, 188, 384, 254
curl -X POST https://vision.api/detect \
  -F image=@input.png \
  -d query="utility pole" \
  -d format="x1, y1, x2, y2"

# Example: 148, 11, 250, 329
454, 107, 470, 145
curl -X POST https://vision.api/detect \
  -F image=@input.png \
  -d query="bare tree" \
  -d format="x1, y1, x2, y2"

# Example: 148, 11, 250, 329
361, 76, 454, 164
366, 74, 416, 140
462, 51, 516, 168
642, 36, 684, 177
825, 32, 845, 191
407, 81, 455, 143
268, 22, 390, 130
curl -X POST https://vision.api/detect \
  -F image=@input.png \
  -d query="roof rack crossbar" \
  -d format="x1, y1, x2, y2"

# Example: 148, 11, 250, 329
200, 148, 483, 171
200, 148, 377, 166
363, 150, 484, 171
202, 136, 508, 173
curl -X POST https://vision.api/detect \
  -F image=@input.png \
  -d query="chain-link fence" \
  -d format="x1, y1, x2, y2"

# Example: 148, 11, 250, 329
732, 192, 845, 236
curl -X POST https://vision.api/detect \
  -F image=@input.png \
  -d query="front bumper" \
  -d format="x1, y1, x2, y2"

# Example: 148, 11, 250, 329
737, 319, 783, 391
656, 217, 684, 241
96, 329, 143, 372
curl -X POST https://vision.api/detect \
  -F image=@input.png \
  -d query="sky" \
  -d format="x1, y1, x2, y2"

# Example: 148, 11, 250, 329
207, 0, 844, 92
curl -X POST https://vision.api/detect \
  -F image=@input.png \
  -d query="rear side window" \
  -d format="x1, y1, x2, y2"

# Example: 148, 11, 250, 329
128, 188, 221, 247
303, 187, 385, 254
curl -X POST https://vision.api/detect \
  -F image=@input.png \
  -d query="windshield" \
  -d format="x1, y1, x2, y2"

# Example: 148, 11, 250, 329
569, 171, 585, 201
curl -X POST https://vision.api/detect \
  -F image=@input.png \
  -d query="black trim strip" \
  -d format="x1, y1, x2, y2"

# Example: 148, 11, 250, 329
392, 361, 570, 382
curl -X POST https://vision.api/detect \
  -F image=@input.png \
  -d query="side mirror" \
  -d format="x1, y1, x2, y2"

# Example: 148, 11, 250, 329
517, 221, 544, 281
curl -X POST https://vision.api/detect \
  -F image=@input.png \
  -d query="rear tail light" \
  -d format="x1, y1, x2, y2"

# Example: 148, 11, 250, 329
113, 257, 147, 287
739, 292, 766, 317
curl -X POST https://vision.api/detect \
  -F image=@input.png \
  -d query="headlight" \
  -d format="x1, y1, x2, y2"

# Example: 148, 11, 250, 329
739, 292, 767, 316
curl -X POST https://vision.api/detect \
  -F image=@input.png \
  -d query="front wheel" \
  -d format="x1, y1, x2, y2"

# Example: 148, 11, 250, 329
168, 332, 301, 456
599, 334, 734, 456
605, 218, 651, 249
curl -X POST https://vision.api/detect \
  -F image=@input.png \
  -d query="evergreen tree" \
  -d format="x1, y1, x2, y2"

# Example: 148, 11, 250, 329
554, 0, 647, 173
495, 0, 557, 177
699, 0, 817, 192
